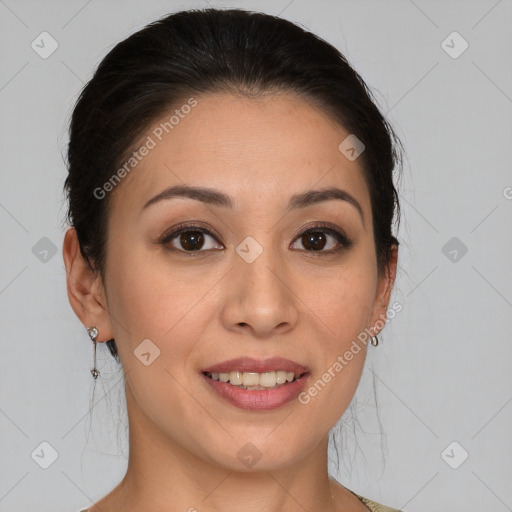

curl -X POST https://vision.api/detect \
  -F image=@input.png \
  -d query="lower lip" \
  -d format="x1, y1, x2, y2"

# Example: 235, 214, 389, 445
201, 373, 309, 411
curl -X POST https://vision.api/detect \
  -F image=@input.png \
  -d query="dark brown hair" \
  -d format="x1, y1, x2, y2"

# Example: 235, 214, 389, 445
63, 8, 403, 362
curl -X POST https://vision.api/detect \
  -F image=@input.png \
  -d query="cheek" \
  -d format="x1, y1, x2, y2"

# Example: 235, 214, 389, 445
103, 245, 223, 397
101, 231, 375, 461
299, 260, 375, 405
105, 244, 203, 341
106, 235, 377, 366
304, 261, 377, 343
107, 255, 204, 416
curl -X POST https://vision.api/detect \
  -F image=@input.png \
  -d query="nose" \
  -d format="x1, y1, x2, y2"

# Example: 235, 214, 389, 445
219, 243, 299, 338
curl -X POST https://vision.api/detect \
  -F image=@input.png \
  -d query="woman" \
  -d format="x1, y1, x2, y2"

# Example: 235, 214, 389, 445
63, 8, 404, 512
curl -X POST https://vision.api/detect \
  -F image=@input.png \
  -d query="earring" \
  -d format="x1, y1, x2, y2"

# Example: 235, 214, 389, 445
370, 334, 380, 347
87, 327, 100, 379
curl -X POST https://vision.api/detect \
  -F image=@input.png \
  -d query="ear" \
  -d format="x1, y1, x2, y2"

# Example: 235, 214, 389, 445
62, 226, 114, 342
369, 244, 399, 336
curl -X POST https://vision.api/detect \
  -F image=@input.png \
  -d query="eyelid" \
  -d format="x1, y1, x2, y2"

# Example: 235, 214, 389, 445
160, 221, 222, 244
160, 221, 353, 253
291, 221, 353, 251
292, 221, 350, 241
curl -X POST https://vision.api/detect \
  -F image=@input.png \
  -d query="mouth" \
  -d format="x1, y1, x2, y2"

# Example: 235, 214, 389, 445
200, 356, 309, 392
200, 370, 309, 412
200, 364, 310, 411
202, 369, 306, 390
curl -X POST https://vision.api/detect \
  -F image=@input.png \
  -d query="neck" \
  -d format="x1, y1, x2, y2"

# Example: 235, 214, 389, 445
102, 383, 353, 512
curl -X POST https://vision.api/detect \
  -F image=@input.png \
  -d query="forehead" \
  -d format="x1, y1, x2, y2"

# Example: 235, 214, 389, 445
109, 91, 370, 216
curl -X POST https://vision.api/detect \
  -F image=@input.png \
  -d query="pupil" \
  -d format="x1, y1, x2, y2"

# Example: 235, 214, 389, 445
181, 231, 204, 251
178, 231, 327, 251
303, 232, 326, 251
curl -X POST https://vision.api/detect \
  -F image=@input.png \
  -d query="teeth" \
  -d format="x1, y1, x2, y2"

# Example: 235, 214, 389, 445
276, 371, 288, 385
207, 370, 297, 388
230, 371, 243, 385
243, 372, 259, 386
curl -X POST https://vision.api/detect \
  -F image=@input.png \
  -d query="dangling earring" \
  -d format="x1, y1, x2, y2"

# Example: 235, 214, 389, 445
370, 334, 380, 347
87, 327, 100, 379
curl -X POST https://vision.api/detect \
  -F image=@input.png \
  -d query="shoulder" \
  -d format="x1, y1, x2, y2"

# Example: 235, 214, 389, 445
351, 491, 403, 512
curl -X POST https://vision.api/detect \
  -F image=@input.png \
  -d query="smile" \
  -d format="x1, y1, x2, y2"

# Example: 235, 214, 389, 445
204, 370, 299, 389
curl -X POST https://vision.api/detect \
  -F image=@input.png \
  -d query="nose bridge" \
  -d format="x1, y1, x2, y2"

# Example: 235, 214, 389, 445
235, 233, 285, 297
222, 231, 298, 335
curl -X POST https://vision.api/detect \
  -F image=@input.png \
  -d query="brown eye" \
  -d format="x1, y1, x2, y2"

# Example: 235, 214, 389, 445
291, 225, 353, 253
179, 231, 205, 251
300, 231, 329, 251
161, 226, 223, 253
160, 222, 353, 256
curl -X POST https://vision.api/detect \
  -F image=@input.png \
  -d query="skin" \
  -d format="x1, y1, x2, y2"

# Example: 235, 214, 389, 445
63, 91, 398, 512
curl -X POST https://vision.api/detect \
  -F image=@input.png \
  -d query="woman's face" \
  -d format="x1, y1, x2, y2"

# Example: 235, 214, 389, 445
96, 91, 396, 470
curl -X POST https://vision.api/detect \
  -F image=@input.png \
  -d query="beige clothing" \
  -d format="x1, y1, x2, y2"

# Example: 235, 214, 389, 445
78, 491, 402, 512
351, 490, 403, 511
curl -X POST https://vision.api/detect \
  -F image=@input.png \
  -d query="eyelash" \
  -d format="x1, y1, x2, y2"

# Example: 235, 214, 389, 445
159, 221, 354, 256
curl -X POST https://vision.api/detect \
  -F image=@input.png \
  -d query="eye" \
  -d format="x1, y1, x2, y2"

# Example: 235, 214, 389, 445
290, 223, 353, 254
160, 222, 353, 255
160, 224, 223, 254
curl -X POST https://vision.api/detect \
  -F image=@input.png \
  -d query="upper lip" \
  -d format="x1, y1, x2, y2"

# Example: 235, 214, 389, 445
201, 357, 309, 376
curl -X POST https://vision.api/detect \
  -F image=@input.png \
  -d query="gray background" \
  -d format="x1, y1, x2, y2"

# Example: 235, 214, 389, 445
1, 0, 511, 511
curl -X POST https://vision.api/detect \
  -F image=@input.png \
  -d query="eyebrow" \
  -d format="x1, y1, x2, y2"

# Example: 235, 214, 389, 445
141, 184, 364, 224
